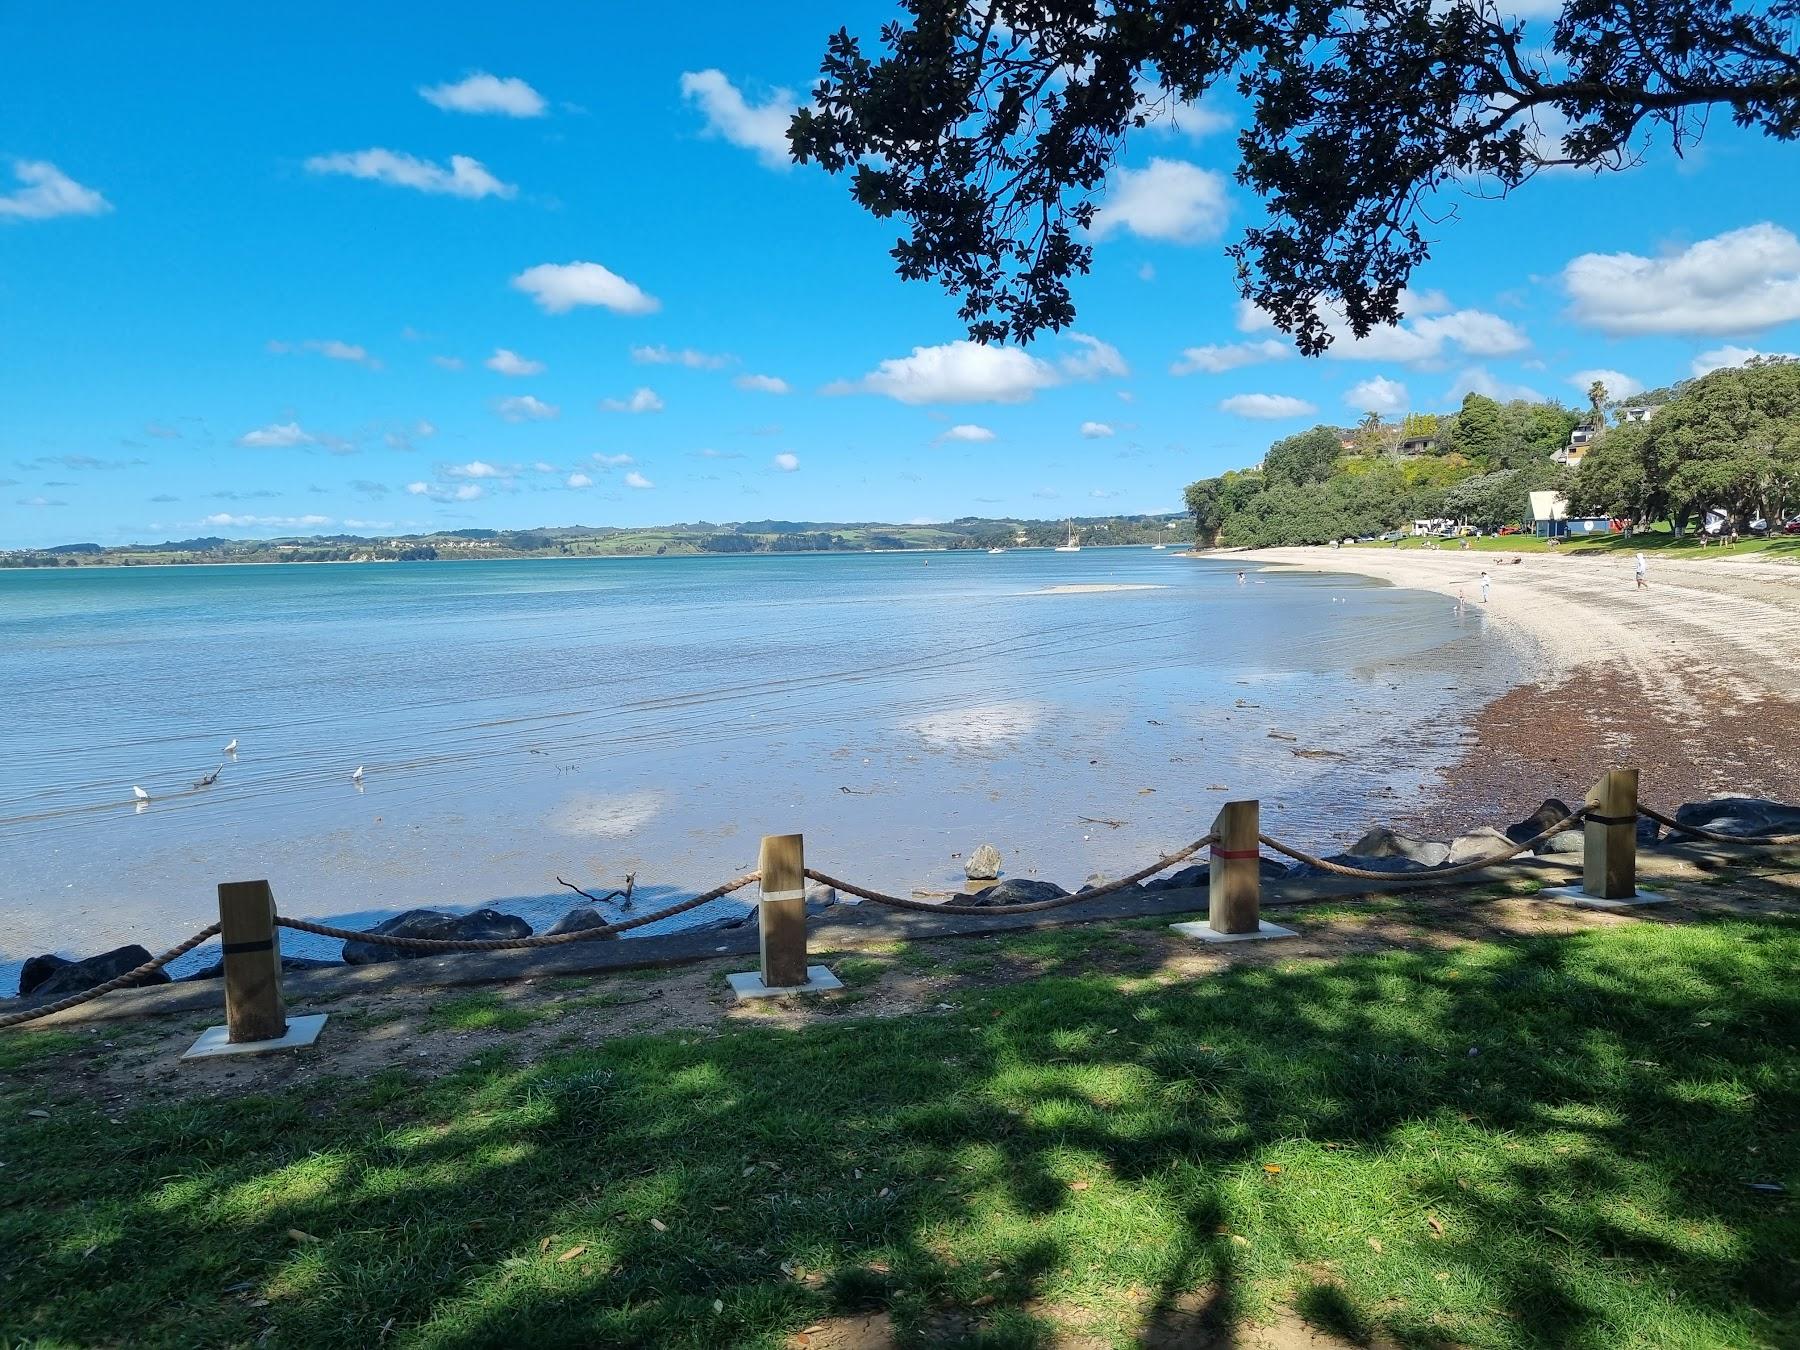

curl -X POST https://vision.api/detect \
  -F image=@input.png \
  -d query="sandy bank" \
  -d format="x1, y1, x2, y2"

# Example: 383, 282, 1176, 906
1244, 547, 1800, 832
1028, 582, 1167, 595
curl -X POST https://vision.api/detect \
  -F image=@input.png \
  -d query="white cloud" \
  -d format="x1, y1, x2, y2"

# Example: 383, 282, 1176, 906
1219, 393, 1317, 419
1444, 366, 1545, 403
419, 72, 546, 118
415, 419, 436, 438
632, 344, 733, 368
1138, 263, 1156, 282
1090, 158, 1228, 244
593, 452, 636, 468
496, 395, 558, 422
566, 472, 593, 488
1345, 375, 1409, 414
237, 421, 312, 448
679, 69, 796, 169
735, 373, 790, 394
600, 387, 664, 413
303, 149, 515, 200
270, 338, 379, 367
940, 424, 995, 443
407, 481, 485, 502
486, 347, 545, 377
1563, 223, 1800, 336
446, 460, 506, 479
1237, 293, 1529, 365
1171, 339, 1290, 375
623, 470, 654, 489
1059, 333, 1129, 379
1692, 344, 1799, 376
773, 452, 799, 471
0, 159, 111, 221
202, 511, 333, 529
1569, 368, 1644, 401
1079, 421, 1114, 438
511, 261, 660, 315
828, 335, 1123, 405
1136, 85, 1234, 138
432, 355, 465, 371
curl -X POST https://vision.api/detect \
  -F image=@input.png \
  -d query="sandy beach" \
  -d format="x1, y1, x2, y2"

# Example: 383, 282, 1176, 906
1245, 547, 1800, 833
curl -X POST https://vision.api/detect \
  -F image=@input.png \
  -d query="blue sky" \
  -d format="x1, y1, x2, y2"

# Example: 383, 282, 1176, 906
5, 4, 1800, 548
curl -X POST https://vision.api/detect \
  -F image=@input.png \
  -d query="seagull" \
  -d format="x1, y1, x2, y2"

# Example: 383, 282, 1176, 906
351, 765, 364, 783
223, 738, 238, 756
132, 785, 150, 802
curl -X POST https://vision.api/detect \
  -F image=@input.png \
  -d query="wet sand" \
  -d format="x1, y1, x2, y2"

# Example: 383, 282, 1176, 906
1244, 548, 1800, 834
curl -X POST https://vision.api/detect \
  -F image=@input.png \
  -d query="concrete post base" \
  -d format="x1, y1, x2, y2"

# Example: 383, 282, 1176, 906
1538, 886, 1667, 911
1169, 920, 1298, 944
182, 1013, 328, 1061
726, 966, 843, 1000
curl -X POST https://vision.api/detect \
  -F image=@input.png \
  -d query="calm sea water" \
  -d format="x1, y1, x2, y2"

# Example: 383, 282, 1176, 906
0, 550, 1517, 988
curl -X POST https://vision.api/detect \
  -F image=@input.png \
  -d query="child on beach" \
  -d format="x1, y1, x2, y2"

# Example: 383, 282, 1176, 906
1635, 552, 1648, 589
1479, 571, 1491, 603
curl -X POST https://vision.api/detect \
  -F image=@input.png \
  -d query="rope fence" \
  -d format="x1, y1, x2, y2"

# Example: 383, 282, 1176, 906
3, 775, 1796, 1036
1255, 807, 1590, 882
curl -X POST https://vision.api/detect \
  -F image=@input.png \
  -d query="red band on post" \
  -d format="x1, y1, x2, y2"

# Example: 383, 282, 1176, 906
1211, 847, 1260, 860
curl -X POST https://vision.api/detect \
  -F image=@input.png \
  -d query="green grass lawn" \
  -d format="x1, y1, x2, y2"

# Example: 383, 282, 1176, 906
1351, 527, 1800, 559
3, 916, 1796, 1348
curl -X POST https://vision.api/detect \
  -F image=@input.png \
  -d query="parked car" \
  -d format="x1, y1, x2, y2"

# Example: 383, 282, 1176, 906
1784, 518, 1800, 535
1496, 525, 1523, 536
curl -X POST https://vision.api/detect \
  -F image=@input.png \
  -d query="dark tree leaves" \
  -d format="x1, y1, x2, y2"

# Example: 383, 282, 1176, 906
792, 0, 1800, 352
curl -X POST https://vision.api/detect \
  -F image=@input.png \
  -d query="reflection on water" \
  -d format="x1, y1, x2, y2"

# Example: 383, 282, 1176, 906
0, 550, 1520, 986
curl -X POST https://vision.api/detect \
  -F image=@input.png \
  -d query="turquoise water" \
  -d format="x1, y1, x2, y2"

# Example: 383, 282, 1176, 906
0, 550, 1514, 986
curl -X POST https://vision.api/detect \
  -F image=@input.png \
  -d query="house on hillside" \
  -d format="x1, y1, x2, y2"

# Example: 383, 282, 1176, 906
1396, 433, 1439, 456
1617, 404, 1660, 425
1554, 426, 1596, 468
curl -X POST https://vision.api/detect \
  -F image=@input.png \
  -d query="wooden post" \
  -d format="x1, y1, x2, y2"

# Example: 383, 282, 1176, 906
757, 834, 808, 989
217, 879, 287, 1043
1583, 769, 1640, 900
1208, 800, 1262, 935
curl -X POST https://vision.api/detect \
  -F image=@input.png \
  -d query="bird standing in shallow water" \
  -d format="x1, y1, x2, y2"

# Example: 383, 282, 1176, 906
132, 785, 150, 802
223, 738, 238, 755
351, 765, 364, 783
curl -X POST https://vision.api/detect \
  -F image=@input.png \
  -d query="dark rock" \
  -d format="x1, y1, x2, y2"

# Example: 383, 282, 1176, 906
1146, 863, 1210, 892
1504, 799, 1579, 844
544, 906, 619, 939
340, 908, 532, 965
25, 945, 169, 999
1078, 872, 1144, 897
965, 844, 1002, 880
974, 878, 1069, 905
1535, 830, 1585, 857
1349, 827, 1450, 867
1285, 854, 1430, 879
1638, 816, 1662, 845
806, 884, 840, 909
1445, 827, 1512, 866
181, 955, 340, 983
18, 953, 72, 998
1673, 796, 1800, 839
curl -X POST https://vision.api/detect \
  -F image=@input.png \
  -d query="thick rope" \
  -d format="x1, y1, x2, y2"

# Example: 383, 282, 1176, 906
0, 923, 224, 1030
274, 873, 761, 953
1257, 809, 1590, 882
1640, 804, 1800, 848
804, 834, 1219, 916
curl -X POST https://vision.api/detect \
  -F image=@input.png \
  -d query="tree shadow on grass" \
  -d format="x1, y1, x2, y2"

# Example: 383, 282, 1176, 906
1, 906, 1796, 1348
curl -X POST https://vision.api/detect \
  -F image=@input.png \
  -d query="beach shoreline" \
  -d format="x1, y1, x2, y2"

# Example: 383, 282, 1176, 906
1242, 547, 1800, 834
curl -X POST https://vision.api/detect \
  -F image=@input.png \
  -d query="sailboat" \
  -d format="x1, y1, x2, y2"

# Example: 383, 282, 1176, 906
986, 546, 1005, 554
1053, 521, 1081, 552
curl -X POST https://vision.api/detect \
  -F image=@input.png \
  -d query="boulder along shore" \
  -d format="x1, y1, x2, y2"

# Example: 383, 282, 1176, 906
1241, 547, 1800, 836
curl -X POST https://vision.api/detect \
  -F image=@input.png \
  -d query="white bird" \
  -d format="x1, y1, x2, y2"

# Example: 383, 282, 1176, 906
132, 785, 150, 802
223, 738, 238, 755
351, 765, 364, 782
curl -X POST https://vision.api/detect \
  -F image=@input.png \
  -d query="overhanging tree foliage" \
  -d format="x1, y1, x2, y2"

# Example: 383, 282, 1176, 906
792, 0, 1800, 350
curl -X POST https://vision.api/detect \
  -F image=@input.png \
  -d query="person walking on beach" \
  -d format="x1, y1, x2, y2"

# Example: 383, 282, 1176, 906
1634, 551, 1648, 590
1479, 570, 1491, 604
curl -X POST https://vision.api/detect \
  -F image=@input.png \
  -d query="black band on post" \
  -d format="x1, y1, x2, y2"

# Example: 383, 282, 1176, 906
1588, 813, 1637, 826
221, 938, 275, 956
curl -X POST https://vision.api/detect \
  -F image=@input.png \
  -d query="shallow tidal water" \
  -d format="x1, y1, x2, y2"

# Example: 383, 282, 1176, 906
0, 549, 1520, 988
